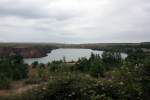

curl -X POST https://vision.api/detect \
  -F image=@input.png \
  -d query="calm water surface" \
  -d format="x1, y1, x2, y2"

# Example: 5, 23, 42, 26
24, 48, 127, 64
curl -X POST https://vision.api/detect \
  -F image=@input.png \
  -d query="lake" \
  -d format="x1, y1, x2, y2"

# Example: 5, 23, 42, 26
24, 48, 127, 64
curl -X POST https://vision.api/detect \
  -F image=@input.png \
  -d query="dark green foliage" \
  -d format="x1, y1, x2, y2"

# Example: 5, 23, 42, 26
76, 53, 105, 77
0, 49, 150, 100
89, 60, 105, 77
4, 61, 149, 100
48, 61, 63, 72
126, 49, 146, 64
76, 57, 89, 71
137, 57, 150, 99
0, 73, 11, 89
1, 74, 102, 100
89, 53, 105, 77
76, 52, 122, 77
0, 54, 28, 89
31, 61, 39, 68
102, 51, 122, 68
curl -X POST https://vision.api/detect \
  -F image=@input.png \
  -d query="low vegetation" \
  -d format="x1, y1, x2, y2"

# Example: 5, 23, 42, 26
0, 49, 149, 100
0, 55, 28, 89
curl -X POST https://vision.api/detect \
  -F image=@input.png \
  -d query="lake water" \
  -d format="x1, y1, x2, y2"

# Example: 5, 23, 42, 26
24, 48, 127, 64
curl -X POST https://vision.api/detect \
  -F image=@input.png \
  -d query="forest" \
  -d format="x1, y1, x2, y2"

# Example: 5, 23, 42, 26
0, 47, 149, 100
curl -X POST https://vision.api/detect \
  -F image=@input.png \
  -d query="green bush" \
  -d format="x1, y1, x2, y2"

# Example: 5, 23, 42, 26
0, 55, 28, 89
0, 74, 11, 89
76, 53, 119, 77
31, 61, 39, 68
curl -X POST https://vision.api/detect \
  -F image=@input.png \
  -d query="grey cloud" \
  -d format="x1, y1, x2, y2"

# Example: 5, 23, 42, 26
0, 0, 50, 18
0, 7, 48, 19
0, 0, 80, 20
0, 0, 150, 43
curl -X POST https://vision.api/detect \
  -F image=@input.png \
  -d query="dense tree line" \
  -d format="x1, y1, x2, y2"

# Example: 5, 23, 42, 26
76, 51, 122, 77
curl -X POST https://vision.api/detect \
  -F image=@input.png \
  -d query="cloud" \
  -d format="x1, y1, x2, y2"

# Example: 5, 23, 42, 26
0, 0, 150, 43
0, 0, 48, 18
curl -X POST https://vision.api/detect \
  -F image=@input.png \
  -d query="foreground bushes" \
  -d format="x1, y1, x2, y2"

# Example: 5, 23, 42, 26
2, 62, 149, 100
0, 74, 11, 89
0, 50, 149, 100
0, 55, 28, 89
0, 73, 115, 100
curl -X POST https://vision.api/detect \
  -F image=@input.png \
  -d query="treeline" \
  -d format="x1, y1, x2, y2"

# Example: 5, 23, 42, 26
76, 51, 122, 77
91, 43, 150, 53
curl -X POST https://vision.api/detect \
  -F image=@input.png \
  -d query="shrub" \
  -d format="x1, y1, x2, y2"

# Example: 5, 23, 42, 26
31, 61, 39, 68
0, 74, 11, 89
0, 55, 28, 89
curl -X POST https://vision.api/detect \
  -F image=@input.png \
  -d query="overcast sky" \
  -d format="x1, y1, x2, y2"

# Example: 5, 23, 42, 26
0, 0, 150, 43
